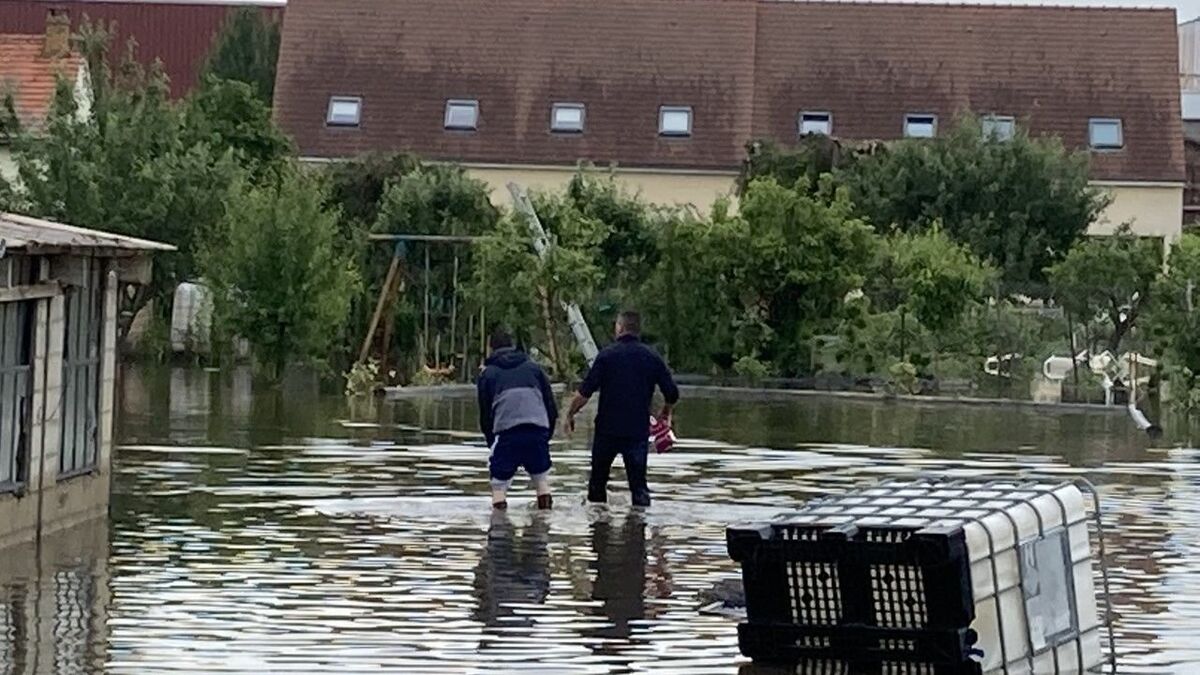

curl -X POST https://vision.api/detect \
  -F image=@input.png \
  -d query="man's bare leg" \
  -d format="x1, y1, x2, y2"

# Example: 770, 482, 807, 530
532, 472, 552, 509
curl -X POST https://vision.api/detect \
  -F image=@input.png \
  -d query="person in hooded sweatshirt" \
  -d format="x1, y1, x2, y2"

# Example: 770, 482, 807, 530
477, 329, 558, 510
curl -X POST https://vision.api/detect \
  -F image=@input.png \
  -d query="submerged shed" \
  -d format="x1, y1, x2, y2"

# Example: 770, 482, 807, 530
0, 212, 172, 549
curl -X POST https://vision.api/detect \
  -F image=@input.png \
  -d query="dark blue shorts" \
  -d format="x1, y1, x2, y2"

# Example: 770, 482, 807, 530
489, 425, 552, 487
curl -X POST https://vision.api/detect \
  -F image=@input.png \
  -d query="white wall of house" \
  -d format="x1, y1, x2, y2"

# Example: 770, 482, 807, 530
1090, 182, 1184, 243
0, 147, 16, 184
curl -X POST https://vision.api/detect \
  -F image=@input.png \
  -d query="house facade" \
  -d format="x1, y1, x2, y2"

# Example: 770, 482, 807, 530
274, 0, 1184, 244
0, 212, 172, 550
0, 11, 92, 181
0, 0, 284, 99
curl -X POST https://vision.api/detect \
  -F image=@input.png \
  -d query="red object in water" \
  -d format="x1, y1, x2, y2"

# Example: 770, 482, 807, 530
649, 415, 676, 453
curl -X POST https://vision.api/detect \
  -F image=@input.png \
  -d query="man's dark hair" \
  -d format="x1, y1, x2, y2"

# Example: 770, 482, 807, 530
617, 311, 641, 335
489, 329, 514, 351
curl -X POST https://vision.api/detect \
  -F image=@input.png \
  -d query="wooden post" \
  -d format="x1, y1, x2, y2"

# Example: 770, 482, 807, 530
538, 286, 561, 376
450, 254, 459, 373
358, 243, 404, 364
422, 246, 430, 368
465, 311, 474, 382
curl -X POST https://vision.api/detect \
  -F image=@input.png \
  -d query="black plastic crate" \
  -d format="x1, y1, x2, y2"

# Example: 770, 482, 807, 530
727, 519, 978, 672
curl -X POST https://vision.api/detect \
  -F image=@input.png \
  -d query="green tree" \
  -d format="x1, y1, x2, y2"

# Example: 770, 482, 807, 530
727, 176, 878, 373
182, 76, 291, 181
1146, 235, 1200, 411
202, 167, 360, 373
872, 226, 996, 332
736, 135, 843, 196
1047, 227, 1160, 354
639, 202, 739, 372
11, 70, 238, 312
470, 190, 606, 376
837, 117, 1107, 293
201, 7, 280, 103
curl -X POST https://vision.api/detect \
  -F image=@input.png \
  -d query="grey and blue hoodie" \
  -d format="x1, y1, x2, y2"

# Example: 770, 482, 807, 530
476, 348, 558, 446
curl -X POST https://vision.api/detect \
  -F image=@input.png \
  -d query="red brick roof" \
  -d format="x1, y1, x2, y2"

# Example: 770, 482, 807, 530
274, 0, 1185, 183
0, 1, 283, 98
0, 34, 86, 131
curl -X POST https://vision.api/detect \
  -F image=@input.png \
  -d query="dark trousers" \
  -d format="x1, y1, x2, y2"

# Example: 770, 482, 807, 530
588, 433, 651, 507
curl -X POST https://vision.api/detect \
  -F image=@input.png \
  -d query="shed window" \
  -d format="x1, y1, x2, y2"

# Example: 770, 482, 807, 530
799, 111, 832, 136
326, 96, 361, 127
551, 103, 585, 133
904, 114, 937, 139
60, 259, 103, 478
982, 115, 1015, 141
0, 299, 34, 492
658, 106, 693, 137
1089, 118, 1123, 150
445, 100, 480, 131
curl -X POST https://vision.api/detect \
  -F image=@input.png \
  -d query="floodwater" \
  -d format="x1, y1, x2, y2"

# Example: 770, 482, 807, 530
2, 365, 1199, 673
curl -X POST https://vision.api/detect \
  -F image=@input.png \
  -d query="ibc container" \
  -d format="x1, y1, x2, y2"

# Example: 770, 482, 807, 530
726, 479, 1113, 674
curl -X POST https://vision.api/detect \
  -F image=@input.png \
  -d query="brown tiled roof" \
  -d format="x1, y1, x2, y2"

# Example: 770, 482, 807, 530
0, 34, 85, 131
754, 1, 1184, 183
274, 0, 1184, 183
275, 0, 757, 171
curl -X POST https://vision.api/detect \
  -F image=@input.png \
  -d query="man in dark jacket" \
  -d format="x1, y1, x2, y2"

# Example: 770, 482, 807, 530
477, 329, 558, 510
565, 311, 679, 507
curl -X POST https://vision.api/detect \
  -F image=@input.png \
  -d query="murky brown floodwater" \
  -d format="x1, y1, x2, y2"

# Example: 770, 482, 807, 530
2, 365, 1199, 673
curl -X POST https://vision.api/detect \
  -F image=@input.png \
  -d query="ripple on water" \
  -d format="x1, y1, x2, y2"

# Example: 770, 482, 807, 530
4, 377, 1199, 672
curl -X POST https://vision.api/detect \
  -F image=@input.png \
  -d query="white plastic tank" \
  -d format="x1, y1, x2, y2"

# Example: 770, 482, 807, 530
728, 478, 1107, 672
170, 281, 213, 355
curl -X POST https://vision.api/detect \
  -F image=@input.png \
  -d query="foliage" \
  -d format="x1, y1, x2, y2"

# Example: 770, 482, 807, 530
640, 201, 739, 372
9, 68, 239, 309
183, 76, 292, 180
733, 355, 771, 384
202, 168, 360, 373
344, 359, 380, 396
870, 226, 997, 334
374, 164, 499, 237
201, 7, 281, 103
326, 152, 422, 236
836, 117, 1106, 293
470, 190, 607, 375
1047, 227, 1160, 354
727, 176, 877, 373
737, 136, 843, 196
1146, 235, 1200, 411
564, 172, 663, 323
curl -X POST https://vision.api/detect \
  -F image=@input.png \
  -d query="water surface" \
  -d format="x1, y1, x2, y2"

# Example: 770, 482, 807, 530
2, 365, 1198, 673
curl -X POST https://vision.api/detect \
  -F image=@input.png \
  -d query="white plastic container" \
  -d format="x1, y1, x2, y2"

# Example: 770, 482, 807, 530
728, 478, 1109, 673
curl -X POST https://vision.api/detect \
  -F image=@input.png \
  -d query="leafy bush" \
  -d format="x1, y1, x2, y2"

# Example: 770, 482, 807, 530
202, 167, 360, 373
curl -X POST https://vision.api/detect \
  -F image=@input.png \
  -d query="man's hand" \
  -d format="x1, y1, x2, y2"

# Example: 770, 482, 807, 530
564, 392, 589, 436
564, 415, 576, 435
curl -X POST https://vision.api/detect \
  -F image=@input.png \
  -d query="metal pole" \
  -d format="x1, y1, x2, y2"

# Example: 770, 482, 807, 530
506, 182, 600, 366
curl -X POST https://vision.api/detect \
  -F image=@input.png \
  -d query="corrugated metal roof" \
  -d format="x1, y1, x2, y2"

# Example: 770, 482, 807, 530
0, 212, 176, 254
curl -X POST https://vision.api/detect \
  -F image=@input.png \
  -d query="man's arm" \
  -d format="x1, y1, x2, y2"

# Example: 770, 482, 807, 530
566, 354, 603, 434
565, 391, 589, 434
477, 373, 496, 446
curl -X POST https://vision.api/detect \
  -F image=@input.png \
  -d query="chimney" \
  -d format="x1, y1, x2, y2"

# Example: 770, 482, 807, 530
43, 9, 70, 59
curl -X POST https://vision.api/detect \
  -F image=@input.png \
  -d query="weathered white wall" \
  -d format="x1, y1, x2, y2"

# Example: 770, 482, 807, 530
0, 257, 120, 549
1090, 182, 1184, 243
0, 148, 16, 184
462, 163, 737, 212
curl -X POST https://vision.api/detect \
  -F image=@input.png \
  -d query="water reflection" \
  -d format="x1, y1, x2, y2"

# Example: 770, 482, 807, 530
473, 511, 551, 628
589, 513, 646, 640
0, 520, 110, 675
7, 366, 1199, 672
